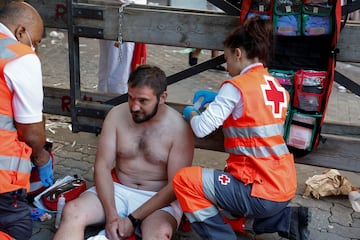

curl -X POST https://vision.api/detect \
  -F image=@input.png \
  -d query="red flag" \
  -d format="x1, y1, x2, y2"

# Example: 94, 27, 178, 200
131, 43, 147, 71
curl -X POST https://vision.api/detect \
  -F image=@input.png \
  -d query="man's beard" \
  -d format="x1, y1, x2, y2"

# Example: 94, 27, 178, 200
131, 103, 159, 124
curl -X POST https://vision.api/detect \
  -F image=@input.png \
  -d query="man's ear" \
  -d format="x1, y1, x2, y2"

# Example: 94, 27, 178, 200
14, 25, 26, 41
159, 91, 167, 104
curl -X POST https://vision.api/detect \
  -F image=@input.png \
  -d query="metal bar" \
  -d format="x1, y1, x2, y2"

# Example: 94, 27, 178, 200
102, 55, 226, 106
73, 26, 104, 38
73, 6, 104, 19
76, 106, 107, 118
342, 0, 360, 15
67, 0, 81, 133
207, 0, 241, 16
77, 124, 102, 134
334, 70, 360, 97
103, 93, 128, 106
167, 54, 225, 85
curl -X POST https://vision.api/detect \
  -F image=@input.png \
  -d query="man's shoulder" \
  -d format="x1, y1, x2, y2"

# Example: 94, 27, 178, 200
110, 103, 127, 113
105, 103, 128, 123
163, 105, 191, 132
164, 104, 184, 121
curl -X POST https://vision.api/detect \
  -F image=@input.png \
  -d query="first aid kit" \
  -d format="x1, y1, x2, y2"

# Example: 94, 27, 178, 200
41, 175, 86, 211
34, 175, 86, 212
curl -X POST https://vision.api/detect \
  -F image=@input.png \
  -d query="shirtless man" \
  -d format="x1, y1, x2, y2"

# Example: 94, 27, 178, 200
53, 65, 194, 240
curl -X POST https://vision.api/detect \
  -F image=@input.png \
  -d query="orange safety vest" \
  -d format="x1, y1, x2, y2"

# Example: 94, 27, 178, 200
222, 65, 297, 202
0, 32, 34, 194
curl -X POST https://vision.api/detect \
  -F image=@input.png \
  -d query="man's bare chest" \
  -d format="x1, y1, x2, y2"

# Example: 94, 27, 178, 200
117, 128, 171, 164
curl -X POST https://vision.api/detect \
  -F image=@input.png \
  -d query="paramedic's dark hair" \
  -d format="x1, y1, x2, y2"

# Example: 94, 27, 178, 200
0, 1, 36, 27
128, 64, 167, 99
223, 16, 274, 66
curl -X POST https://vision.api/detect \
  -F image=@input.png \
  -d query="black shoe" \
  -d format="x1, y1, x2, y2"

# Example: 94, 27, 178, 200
189, 52, 198, 66
289, 206, 311, 240
211, 65, 226, 71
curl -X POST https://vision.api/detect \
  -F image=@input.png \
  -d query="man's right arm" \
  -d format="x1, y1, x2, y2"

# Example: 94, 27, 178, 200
94, 107, 120, 231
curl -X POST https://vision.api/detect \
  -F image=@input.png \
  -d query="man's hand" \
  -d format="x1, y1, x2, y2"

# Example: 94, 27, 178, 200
106, 217, 134, 240
193, 90, 217, 109
37, 155, 54, 187
183, 106, 200, 121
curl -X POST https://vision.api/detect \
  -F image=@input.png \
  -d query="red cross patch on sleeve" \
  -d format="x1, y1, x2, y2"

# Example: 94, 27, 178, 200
218, 174, 231, 185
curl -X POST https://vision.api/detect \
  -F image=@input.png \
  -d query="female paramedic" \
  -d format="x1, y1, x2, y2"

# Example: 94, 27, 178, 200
174, 16, 310, 240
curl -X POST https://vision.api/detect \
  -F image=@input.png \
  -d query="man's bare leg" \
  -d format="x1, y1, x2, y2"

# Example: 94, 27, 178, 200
53, 192, 105, 240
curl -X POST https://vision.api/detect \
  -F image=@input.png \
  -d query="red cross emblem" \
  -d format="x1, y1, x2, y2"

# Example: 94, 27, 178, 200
260, 75, 287, 118
218, 174, 231, 185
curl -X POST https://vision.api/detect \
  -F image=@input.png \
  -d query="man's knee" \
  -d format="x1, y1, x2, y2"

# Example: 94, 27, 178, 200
60, 193, 104, 229
61, 198, 85, 222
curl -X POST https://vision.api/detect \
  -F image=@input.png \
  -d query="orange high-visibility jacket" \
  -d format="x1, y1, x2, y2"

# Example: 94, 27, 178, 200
0, 32, 33, 193
222, 65, 297, 202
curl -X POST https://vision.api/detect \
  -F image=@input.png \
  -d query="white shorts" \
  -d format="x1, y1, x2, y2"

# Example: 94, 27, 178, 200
86, 182, 182, 225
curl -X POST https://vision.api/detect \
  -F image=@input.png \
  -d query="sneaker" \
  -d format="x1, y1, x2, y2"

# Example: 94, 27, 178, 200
289, 206, 311, 240
211, 65, 226, 71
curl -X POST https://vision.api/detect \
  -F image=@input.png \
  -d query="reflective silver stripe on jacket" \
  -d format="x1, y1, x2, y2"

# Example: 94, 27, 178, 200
0, 114, 16, 132
184, 169, 219, 223
0, 155, 32, 173
223, 123, 289, 158
202, 168, 216, 204
224, 143, 290, 158
223, 123, 284, 139
185, 205, 219, 223
0, 38, 17, 60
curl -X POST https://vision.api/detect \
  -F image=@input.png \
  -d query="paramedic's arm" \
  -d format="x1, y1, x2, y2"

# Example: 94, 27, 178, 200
15, 121, 49, 167
191, 83, 241, 138
9, 54, 49, 167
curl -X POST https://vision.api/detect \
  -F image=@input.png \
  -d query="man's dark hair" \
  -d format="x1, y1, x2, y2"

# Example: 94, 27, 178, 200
128, 64, 167, 98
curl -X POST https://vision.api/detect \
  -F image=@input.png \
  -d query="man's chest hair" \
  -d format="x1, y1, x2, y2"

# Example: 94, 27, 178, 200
119, 128, 171, 164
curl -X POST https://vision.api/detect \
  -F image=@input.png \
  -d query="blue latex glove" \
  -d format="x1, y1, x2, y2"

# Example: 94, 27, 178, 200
31, 207, 46, 221
183, 106, 201, 121
193, 90, 217, 109
38, 156, 54, 187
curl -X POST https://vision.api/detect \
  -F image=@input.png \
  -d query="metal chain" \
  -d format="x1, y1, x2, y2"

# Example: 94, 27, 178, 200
117, 2, 131, 60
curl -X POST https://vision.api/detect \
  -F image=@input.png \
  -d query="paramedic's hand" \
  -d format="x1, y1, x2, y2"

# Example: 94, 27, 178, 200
193, 90, 217, 109
38, 155, 54, 187
183, 106, 200, 121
